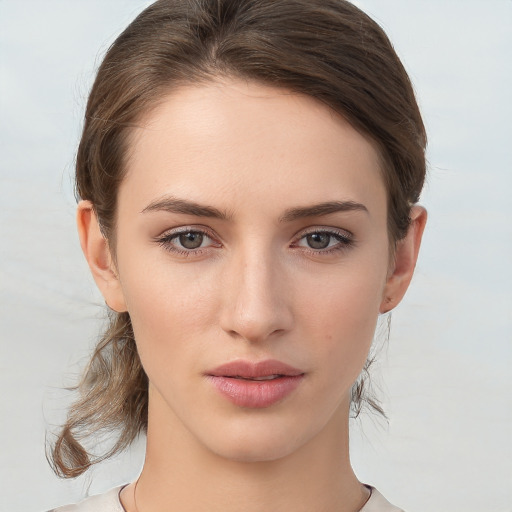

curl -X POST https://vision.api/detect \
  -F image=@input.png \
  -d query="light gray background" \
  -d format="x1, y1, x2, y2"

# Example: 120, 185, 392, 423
1, 1, 511, 511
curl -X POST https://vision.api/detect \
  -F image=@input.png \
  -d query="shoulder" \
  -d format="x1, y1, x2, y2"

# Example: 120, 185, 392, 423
46, 486, 126, 512
360, 486, 406, 512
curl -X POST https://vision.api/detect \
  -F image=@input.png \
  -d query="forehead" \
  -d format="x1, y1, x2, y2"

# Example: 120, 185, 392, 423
120, 79, 386, 219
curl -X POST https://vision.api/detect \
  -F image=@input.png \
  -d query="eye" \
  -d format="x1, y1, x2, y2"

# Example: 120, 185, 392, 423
155, 228, 220, 255
304, 232, 333, 250
294, 229, 353, 253
176, 231, 206, 249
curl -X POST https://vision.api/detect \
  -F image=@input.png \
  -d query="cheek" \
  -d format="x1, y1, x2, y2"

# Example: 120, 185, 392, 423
115, 250, 221, 368
297, 264, 386, 381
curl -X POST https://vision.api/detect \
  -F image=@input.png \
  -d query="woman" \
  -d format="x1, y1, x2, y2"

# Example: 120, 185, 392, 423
49, 0, 427, 510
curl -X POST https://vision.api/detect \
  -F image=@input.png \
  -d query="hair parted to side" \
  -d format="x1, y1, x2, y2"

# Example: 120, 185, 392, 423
51, 0, 426, 478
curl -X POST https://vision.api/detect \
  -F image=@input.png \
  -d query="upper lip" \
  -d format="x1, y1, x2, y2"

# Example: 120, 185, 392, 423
207, 359, 304, 378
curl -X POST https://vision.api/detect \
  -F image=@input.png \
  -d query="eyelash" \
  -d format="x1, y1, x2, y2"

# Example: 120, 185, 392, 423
155, 227, 354, 257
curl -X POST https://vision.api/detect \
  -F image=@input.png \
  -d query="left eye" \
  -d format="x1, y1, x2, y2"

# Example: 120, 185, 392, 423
296, 231, 351, 250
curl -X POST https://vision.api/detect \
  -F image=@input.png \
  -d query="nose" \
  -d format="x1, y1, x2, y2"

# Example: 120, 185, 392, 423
219, 247, 294, 344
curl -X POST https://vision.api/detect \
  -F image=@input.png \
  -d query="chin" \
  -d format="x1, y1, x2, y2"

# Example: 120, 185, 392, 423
212, 437, 299, 464
199, 416, 312, 464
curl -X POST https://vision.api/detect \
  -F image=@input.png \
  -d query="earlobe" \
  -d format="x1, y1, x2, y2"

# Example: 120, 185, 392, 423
380, 206, 427, 314
76, 200, 127, 313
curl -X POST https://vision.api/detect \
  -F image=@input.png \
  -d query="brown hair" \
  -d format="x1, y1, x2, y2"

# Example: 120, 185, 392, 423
50, 0, 426, 478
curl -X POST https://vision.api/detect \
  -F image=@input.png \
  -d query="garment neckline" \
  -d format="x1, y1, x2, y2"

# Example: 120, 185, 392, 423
117, 484, 129, 512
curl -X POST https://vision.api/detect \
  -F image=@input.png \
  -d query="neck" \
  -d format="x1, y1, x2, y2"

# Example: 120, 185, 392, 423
121, 388, 369, 512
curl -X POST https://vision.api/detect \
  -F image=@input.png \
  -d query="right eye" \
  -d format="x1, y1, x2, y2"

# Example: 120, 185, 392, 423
155, 228, 220, 256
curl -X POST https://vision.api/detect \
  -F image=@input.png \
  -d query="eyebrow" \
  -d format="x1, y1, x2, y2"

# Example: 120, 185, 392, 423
141, 196, 232, 220
141, 195, 368, 222
279, 200, 368, 223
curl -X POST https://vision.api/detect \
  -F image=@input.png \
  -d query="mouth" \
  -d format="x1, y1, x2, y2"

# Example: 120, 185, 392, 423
206, 359, 305, 408
207, 359, 304, 379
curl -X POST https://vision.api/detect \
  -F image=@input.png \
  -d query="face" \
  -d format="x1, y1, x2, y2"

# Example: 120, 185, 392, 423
90, 79, 400, 462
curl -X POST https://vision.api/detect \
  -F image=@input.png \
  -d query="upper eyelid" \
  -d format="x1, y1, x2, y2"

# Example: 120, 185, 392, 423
294, 226, 353, 240
157, 225, 218, 239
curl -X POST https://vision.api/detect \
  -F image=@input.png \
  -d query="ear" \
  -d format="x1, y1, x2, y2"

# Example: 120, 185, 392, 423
77, 200, 127, 313
380, 206, 427, 314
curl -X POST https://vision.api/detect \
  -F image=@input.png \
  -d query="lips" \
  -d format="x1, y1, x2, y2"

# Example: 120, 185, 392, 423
206, 359, 305, 408
207, 359, 304, 379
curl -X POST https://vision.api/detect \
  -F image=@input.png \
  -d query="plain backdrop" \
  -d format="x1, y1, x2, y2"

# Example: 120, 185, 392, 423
1, 1, 511, 511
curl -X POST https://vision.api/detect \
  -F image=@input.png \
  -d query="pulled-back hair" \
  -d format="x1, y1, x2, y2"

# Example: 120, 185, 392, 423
51, 0, 426, 478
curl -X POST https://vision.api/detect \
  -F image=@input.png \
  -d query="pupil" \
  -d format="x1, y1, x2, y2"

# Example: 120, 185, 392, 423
179, 232, 203, 249
307, 233, 330, 249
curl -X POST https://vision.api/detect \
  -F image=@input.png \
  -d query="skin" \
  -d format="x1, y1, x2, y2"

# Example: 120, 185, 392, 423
78, 79, 426, 512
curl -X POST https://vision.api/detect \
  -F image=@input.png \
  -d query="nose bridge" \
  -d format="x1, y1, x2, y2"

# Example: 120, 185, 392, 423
220, 239, 292, 342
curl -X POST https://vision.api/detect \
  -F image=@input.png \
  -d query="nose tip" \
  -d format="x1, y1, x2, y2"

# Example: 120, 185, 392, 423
219, 256, 293, 343
223, 296, 286, 343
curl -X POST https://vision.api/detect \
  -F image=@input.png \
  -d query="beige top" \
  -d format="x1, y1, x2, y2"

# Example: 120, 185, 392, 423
48, 485, 405, 512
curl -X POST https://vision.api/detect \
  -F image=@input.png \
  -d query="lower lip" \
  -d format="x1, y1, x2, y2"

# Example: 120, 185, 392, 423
207, 375, 304, 408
